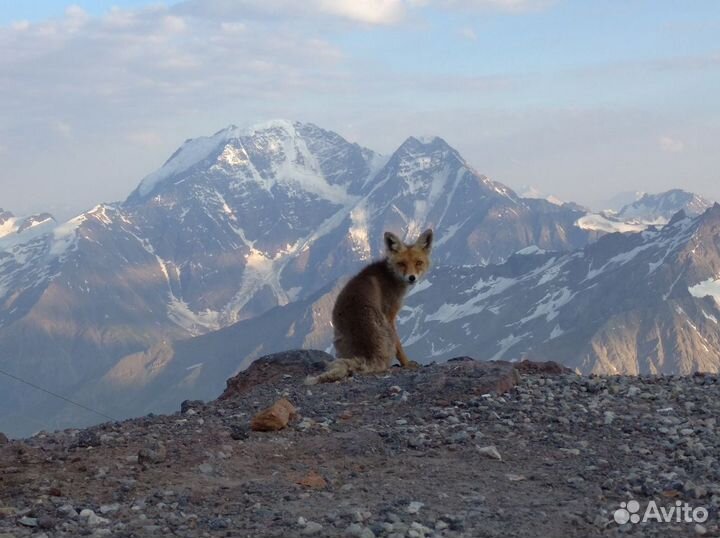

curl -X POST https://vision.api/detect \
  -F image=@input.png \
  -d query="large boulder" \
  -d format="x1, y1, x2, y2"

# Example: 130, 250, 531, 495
220, 350, 331, 400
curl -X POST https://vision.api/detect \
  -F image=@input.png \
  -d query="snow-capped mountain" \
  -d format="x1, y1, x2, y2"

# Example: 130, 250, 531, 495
594, 191, 645, 213
0, 120, 603, 436
0, 208, 55, 239
615, 189, 712, 222
516, 185, 564, 206
576, 189, 714, 234
399, 205, 720, 374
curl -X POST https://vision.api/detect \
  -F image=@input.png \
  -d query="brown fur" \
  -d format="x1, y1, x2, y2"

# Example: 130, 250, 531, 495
306, 229, 433, 384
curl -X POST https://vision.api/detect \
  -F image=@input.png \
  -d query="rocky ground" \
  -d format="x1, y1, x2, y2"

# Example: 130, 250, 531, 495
1, 351, 719, 538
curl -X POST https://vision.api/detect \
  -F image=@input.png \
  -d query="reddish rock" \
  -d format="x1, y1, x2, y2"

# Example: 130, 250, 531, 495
251, 399, 297, 432
297, 471, 327, 489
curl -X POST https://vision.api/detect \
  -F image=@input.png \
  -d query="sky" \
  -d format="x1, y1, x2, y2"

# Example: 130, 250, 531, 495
1, 0, 719, 219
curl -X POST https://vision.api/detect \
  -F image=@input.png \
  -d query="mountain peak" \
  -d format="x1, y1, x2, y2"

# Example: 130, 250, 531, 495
389, 136, 466, 171
128, 119, 376, 202
129, 120, 325, 200
617, 189, 713, 221
398, 135, 453, 152
695, 201, 720, 224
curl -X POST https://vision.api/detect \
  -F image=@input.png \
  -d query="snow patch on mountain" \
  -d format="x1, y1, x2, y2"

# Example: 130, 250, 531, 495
49, 214, 87, 257
515, 245, 547, 256
576, 190, 714, 236
349, 204, 371, 259
517, 185, 564, 206
138, 129, 233, 197
222, 246, 293, 323
491, 333, 530, 360
517, 287, 574, 324
689, 277, 720, 305
575, 214, 651, 234
168, 297, 221, 336
617, 190, 712, 221
426, 276, 518, 323
0, 216, 19, 238
137, 120, 360, 206
267, 127, 357, 205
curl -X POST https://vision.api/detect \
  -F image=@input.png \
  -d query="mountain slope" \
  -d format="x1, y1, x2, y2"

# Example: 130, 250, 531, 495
0, 120, 608, 436
75, 205, 720, 428
399, 205, 720, 374
616, 189, 712, 221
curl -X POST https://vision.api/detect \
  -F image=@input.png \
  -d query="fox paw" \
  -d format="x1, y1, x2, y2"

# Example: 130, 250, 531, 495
404, 360, 420, 369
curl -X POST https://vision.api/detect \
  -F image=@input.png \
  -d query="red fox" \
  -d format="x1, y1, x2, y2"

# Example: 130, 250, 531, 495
306, 229, 433, 384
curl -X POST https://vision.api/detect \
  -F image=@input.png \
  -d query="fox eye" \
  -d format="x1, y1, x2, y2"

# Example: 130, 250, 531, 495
415, 261, 423, 268
398, 262, 407, 271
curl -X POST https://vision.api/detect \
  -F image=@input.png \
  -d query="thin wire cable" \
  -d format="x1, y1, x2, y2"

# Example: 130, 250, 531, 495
0, 367, 117, 422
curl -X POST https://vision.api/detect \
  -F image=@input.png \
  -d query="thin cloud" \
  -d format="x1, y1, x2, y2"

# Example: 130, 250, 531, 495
10, 20, 30, 31
438, 0, 557, 12
658, 136, 685, 153
459, 26, 478, 40
162, 15, 187, 33
175, 0, 406, 25
126, 130, 164, 148
51, 120, 74, 140
317, 0, 407, 25
173, 0, 550, 26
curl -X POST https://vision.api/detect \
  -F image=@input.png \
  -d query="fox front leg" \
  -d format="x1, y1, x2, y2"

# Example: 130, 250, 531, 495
389, 310, 419, 368
394, 336, 420, 369
395, 338, 411, 367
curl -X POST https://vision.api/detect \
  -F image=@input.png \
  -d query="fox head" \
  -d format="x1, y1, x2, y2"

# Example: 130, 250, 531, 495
384, 229, 433, 285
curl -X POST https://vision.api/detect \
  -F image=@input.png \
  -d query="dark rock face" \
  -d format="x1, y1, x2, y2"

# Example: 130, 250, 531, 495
180, 400, 204, 414
514, 359, 573, 375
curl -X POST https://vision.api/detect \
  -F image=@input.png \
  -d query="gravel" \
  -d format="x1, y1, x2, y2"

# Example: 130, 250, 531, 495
1, 356, 718, 537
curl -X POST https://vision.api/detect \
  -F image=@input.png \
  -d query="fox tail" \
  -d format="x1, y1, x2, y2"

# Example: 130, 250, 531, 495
304, 357, 370, 385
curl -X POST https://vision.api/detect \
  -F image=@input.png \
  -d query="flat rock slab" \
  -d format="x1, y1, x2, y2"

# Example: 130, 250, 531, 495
410, 357, 521, 400
221, 350, 331, 400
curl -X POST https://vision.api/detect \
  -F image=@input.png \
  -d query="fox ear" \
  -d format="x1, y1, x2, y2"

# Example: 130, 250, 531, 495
384, 231, 404, 254
416, 229, 433, 252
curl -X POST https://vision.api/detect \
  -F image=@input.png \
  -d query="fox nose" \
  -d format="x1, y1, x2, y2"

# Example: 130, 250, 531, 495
408, 275, 416, 283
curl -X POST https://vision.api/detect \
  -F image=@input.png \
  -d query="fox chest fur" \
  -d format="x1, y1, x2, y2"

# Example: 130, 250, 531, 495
332, 260, 409, 337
